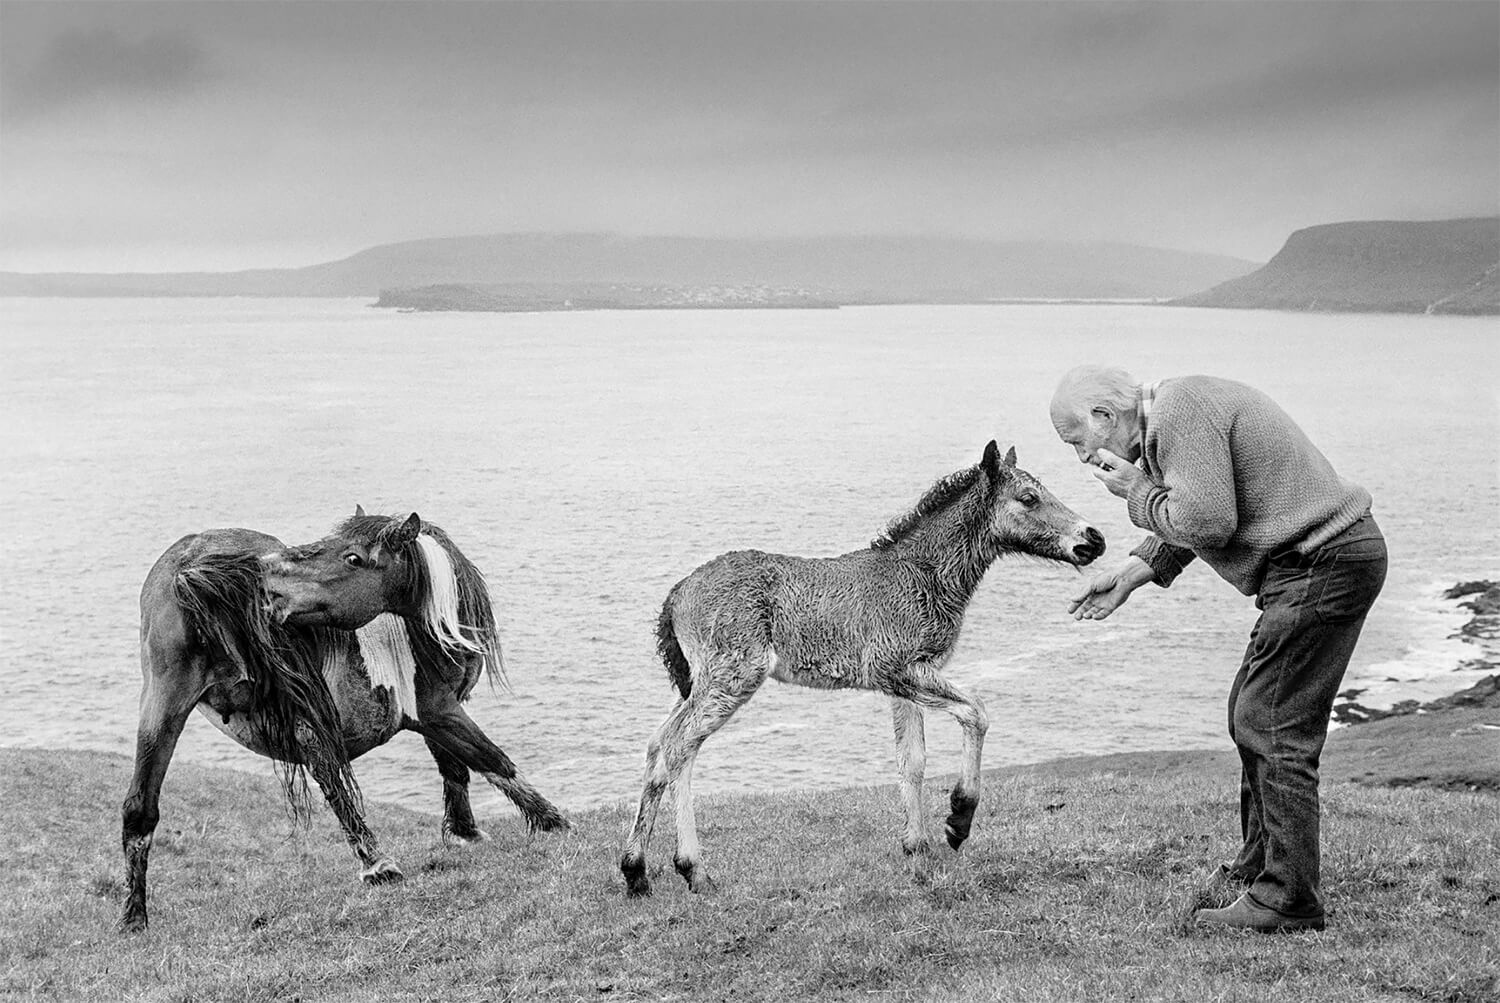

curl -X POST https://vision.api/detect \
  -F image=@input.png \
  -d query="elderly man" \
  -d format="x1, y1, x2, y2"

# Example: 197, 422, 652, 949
1050, 365, 1387, 933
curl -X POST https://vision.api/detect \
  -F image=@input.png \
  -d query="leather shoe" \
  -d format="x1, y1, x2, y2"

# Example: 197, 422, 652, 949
1194, 892, 1325, 933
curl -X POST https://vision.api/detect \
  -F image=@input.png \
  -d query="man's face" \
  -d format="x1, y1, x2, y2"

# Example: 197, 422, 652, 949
1052, 403, 1139, 469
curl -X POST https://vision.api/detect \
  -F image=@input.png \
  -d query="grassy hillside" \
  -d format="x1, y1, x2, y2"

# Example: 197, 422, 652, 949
1173, 217, 1500, 314
3, 722, 1495, 1002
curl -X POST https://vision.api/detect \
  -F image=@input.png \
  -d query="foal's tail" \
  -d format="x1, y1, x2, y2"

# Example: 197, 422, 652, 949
174, 551, 361, 821
655, 596, 692, 700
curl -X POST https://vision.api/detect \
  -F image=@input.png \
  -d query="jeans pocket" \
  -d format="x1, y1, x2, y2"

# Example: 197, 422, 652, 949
1314, 543, 1388, 623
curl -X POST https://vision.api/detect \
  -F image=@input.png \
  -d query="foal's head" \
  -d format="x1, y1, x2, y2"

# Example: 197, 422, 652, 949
979, 441, 1105, 566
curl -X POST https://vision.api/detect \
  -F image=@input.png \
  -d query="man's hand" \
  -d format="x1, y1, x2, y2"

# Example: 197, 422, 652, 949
1090, 447, 1146, 499
1068, 556, 1156, 621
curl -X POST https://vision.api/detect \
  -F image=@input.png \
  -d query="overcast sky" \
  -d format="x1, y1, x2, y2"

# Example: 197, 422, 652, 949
1, 1, 1495, 272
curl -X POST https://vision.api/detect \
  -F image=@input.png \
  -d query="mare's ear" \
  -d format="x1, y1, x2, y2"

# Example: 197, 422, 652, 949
981, 440, 1001, 482
1004, 445, 1017, 467
393, 512, 422, 545
355, 504, 366, 517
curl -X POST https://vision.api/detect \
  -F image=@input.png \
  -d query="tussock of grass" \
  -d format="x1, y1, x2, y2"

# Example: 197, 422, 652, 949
1, 747, 1496, 1002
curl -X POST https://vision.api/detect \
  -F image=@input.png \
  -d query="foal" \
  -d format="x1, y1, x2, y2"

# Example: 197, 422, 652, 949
620, 442, 1103, 896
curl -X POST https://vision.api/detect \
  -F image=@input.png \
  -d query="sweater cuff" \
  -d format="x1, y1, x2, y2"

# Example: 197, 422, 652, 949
1125, 479, 1164, 533
1129, 535, 1191, 588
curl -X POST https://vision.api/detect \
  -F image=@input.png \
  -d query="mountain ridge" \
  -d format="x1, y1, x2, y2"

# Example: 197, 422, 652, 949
0, 233, 1256, 301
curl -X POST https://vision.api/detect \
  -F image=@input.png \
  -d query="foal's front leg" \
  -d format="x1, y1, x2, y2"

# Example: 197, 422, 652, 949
889, 697, 933, 854
895, 670, 989, 851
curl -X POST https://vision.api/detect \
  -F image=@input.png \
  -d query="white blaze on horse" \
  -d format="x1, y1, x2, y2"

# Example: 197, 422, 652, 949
620, 442, 1104, 897
120, 508, 567, 933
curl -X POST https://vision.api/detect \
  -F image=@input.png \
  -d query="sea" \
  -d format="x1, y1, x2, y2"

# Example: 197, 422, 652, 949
1, 298, 1495, 819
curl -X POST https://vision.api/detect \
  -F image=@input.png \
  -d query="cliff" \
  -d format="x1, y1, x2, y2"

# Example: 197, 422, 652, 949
1172, 217, 1499, 314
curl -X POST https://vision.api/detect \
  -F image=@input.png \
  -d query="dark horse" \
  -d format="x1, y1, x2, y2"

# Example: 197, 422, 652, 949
621, 442, 1104, 896
121, 508, 567, 932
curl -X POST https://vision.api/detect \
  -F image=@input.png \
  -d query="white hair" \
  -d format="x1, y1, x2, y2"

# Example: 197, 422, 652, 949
415, 533, 484, 654
352, 613, 420, 721
1050, 365, 1139, 422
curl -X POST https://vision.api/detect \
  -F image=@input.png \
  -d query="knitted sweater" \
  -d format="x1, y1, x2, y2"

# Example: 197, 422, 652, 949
1127, 376, 1372, 596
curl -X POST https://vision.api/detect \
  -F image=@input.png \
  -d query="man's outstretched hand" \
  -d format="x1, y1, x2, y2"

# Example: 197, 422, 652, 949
1068, 556, 1157, 621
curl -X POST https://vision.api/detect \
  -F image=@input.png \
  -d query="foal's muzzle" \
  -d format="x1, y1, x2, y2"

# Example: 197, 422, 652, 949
1072, 526, 1106, 565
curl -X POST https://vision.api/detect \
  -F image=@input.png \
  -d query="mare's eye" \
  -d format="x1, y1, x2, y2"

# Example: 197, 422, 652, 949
344, 553, 364, 568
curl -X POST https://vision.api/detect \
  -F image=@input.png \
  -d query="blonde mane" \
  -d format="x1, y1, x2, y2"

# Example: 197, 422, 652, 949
351, 614, 420, 721
415, 533, 484, 654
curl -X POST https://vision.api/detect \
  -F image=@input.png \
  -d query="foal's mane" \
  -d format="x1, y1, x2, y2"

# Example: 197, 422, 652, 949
872, 463, 989, 550
335, 514, 506, 692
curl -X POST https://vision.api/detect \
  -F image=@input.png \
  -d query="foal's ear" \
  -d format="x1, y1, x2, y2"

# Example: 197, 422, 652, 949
1004, 445, 1017, 467
393, 512, 422, 544
981, 440, 1001, 481
355, 504, 366, 517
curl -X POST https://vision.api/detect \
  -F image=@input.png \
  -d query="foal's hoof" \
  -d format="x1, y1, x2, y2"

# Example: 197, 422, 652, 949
360, 859, 405, 885
674, 856, 716, 894
442, 826, 492, 848
119, 911, 149, 934
621, 855, 652, 898
943, 823, 970, 851
901, 835, 936, 856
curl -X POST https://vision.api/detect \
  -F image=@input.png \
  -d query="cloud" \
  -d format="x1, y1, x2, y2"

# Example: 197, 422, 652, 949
2, 27, 215, 122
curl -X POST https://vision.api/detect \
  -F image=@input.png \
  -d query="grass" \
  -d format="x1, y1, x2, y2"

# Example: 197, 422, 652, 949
2, 740, 1496, 1003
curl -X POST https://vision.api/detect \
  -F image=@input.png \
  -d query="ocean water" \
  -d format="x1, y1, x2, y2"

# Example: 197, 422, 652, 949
1, 298, 1495, 819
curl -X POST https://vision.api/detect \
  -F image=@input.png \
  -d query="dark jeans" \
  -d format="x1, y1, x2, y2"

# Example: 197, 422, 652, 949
1226, 513, 1387, 918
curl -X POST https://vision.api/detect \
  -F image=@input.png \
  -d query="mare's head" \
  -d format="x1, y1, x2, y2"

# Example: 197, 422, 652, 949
978, 441, 1104, 565
261, 509, 498, 661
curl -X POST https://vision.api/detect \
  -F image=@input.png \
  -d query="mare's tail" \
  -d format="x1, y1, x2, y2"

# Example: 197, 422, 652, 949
655, 595, 692, 700
174, 551, 361, 820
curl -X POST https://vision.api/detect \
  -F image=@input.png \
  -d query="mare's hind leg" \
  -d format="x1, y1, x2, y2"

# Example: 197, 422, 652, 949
415, 700, 569, 833
889, 697, 934, 855
891, 668, 989, 851
121, 628, 206, 932
423, 737, 490, 845
302, 735, 402, 884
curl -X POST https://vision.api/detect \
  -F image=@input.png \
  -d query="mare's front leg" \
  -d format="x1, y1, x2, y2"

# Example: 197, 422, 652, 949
889, 697, 934, 855
414, 698, 569, 833
893, 669, 989, 851
422, 736, 490, 845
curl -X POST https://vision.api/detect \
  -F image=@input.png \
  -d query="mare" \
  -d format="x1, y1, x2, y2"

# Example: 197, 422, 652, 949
620, 442, 1104, 896
121, 508, 567, 932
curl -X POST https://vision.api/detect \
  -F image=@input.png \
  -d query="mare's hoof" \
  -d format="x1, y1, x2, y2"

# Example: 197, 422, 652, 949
535, 811, 571, 833
361, 859, 405, 885
442, 826, 492, 847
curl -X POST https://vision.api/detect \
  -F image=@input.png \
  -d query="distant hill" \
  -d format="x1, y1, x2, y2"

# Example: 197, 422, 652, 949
1172, 217, 1499, 315
0, 234, 1255, 303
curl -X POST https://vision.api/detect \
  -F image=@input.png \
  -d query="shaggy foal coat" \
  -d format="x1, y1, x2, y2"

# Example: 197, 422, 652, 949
621, 442, 1103, 896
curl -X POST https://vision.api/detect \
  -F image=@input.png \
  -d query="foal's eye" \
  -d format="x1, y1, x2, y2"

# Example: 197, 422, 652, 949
343, 553, 364, 568
1017, 493, 1038, 507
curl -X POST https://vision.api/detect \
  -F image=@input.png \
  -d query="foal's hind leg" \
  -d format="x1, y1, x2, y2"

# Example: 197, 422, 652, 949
415, 701, 569, 833
889, 697, 934, 855
423, 737, 490, 845
892, 669, 989, 851
621, 678, 756, 896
